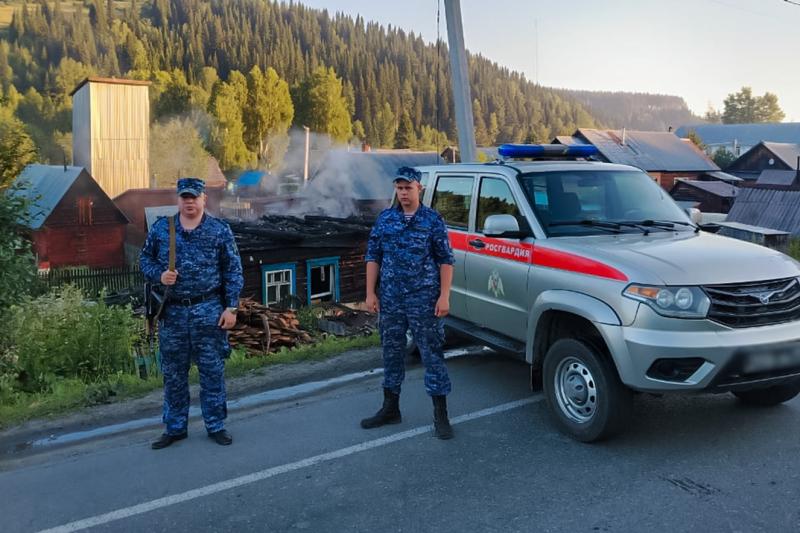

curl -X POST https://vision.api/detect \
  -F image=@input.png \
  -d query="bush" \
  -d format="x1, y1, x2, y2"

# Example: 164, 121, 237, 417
2, 285, 138, 393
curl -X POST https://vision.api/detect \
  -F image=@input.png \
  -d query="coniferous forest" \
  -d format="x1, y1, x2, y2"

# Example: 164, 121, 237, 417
0, 0, 694, 177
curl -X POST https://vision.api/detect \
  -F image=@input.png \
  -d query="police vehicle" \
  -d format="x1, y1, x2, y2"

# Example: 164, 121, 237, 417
408, 143, 800, 442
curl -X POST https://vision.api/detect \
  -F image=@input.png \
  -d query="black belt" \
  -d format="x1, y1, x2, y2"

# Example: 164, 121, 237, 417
166, 289, 221, 306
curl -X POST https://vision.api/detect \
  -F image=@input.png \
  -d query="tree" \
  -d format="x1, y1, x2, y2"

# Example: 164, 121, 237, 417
686, 130, 706, 151
244, 66, 294, 169
0, 108, 37, 189
208, 81, 253, 171
351, 119, 366, 143
712, 147, 737, 169
722, 87, 785, 124
704, 105, 722, 124
149, 117, 211, 188
395, 110, 417, 149
0, 109, 37, 309
374, 102, 396, 148
293, 66, 352, 143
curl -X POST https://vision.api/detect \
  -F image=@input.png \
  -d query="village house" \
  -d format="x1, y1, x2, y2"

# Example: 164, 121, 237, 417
669, 179, 739, 214
554, 128, 719, 190
675, 122, 800, 157
11, 165, 129, 269
724, 141, 800, 186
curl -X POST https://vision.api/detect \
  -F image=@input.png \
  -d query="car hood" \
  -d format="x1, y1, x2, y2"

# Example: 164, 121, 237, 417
546, 231, 800, 285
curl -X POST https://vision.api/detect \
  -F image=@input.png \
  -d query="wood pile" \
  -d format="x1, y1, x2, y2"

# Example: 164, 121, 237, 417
228, 298, 313, 355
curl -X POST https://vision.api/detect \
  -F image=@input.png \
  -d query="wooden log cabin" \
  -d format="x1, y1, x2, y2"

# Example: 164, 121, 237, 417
230, 215, 372, 307
12, 165, 129, 269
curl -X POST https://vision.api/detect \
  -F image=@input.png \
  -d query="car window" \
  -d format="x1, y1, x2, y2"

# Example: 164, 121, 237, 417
476, 177, 524, 233
520, 170, 691, 236
431, 176, 474, 230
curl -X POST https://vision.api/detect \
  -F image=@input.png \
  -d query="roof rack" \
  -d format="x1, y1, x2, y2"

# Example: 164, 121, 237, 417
496, 143, 599, 160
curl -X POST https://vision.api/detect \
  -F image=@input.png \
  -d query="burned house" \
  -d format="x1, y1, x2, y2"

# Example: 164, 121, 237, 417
230, 215, 374, 307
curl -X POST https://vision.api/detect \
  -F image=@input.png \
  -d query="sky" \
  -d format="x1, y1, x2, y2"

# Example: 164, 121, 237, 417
298, 0, 800, 122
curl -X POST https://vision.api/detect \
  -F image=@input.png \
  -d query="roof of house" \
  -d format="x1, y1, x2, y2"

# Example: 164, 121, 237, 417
70, 76, 151, 96
144, 206, 179, 230
703, 171, 744, 182
756, 169, 798, 187
306, 150, 442, 201
10, 165, 85, 229
726, 187, 800, 234
677, 180, 739, 198
566, 129, 719, 172
761, 142, 800, 169
715, 221, 790, 236
675, 123, 800, 147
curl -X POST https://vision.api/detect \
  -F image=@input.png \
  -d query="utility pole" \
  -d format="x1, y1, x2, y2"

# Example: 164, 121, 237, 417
444, 0, 477, 163
303, 125, 310, 183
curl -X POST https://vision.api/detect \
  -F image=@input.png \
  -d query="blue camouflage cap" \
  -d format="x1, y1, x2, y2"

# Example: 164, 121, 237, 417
177, 177, 205, 197
394, 166, 422, 183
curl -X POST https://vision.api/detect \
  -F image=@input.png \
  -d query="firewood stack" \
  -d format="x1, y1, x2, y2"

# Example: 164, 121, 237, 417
228, 298, 313, 356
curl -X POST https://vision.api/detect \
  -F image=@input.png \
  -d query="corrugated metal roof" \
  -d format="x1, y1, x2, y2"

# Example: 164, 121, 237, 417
704, 171, 743, 182
726, 187, 800, 234
306, 150, 442, 201
762, 142, 800, 169
715, 221, 789, 236
756, 169, 798, 186
681, 180, 738, 198
675, 123, 800, 147
10, 165, 85, 229
575, 129, 719, 172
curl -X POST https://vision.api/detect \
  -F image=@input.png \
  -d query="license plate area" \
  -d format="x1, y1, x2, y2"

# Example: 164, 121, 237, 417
736, 342, 800, 375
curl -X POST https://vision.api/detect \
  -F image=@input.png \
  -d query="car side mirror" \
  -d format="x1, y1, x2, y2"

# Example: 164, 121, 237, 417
684, 207, 702, 225
483, 214, 527, 239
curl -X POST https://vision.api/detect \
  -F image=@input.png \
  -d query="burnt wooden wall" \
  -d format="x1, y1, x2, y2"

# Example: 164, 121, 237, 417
240, 243, 367, 306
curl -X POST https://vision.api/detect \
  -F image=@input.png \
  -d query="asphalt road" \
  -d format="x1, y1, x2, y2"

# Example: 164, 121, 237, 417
2, 351, 800, 533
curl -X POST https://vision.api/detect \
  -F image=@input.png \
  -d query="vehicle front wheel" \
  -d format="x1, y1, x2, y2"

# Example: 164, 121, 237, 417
543, 338, 633, 443
732, 380, 800, 406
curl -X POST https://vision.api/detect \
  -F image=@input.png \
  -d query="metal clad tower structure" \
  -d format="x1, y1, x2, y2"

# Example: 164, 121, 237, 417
71, 77, 151, 199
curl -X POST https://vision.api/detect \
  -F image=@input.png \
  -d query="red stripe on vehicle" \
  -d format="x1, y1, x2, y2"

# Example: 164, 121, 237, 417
532, 247, 628, 281
447, 230, 627, 281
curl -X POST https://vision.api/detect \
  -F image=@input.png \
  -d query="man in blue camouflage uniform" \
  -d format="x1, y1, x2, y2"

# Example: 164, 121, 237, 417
361, 166, 456, 439
140, 178, 243, 449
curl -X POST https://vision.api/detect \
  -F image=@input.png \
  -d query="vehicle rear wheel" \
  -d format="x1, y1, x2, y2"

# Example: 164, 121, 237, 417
732, 380, 800, 406
543, 338, 632, 442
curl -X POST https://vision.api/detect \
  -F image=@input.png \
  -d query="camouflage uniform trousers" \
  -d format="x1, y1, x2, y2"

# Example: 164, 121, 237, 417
380, 291, 452, 397
159, 300, 230, 435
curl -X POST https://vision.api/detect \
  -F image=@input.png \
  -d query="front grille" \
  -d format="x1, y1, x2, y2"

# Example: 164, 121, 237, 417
704, 277, 800, 328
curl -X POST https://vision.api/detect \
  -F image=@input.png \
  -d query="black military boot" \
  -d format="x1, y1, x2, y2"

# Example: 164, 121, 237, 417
432, 395, 453, 440
151, 432, 187, 450
360, 388, 401, 429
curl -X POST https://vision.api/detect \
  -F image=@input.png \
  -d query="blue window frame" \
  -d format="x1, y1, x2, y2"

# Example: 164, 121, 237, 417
306, 256, 340, 303
261, 263, 297, 306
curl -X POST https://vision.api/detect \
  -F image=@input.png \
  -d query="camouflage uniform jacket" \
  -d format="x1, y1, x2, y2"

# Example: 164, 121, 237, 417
139, 213, 243, 308
365, 204, 455, 300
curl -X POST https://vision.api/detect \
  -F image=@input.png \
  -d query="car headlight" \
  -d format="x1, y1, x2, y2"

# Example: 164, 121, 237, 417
623, 285, 711, 318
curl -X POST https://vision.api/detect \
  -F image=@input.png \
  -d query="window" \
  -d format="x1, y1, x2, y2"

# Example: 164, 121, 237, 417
261, 263, 296, 307
519, 170, 690, 237
431, 176, 474, 229
476, 178, 524, 233
77, 197, 94, 225
307, 257, 340, 303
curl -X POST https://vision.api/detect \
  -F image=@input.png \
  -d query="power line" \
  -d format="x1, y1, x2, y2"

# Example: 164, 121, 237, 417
785, 0, 800, 6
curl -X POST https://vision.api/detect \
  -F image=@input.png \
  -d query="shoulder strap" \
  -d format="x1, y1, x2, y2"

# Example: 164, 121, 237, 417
168, 216, 176, 272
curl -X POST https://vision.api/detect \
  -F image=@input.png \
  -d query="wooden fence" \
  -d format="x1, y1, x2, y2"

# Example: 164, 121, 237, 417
39, 265, 144, 296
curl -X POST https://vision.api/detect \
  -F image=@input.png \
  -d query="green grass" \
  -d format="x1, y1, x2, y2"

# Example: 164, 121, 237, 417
0, 333, 380, 429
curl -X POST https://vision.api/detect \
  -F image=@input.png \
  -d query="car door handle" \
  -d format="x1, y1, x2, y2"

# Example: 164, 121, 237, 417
469, 239, 486, 249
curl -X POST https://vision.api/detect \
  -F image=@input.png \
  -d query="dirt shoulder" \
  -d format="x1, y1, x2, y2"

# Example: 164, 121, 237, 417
0, 346, 382, 456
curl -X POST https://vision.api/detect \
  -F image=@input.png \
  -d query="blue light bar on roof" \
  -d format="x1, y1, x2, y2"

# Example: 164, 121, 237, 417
498, 143, 599, 159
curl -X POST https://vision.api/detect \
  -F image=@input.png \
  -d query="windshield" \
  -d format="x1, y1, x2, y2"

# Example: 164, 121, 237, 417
518, 169, 692, 237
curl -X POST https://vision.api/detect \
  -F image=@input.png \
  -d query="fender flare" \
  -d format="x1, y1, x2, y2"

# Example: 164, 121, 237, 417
526, 290, 621, 364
